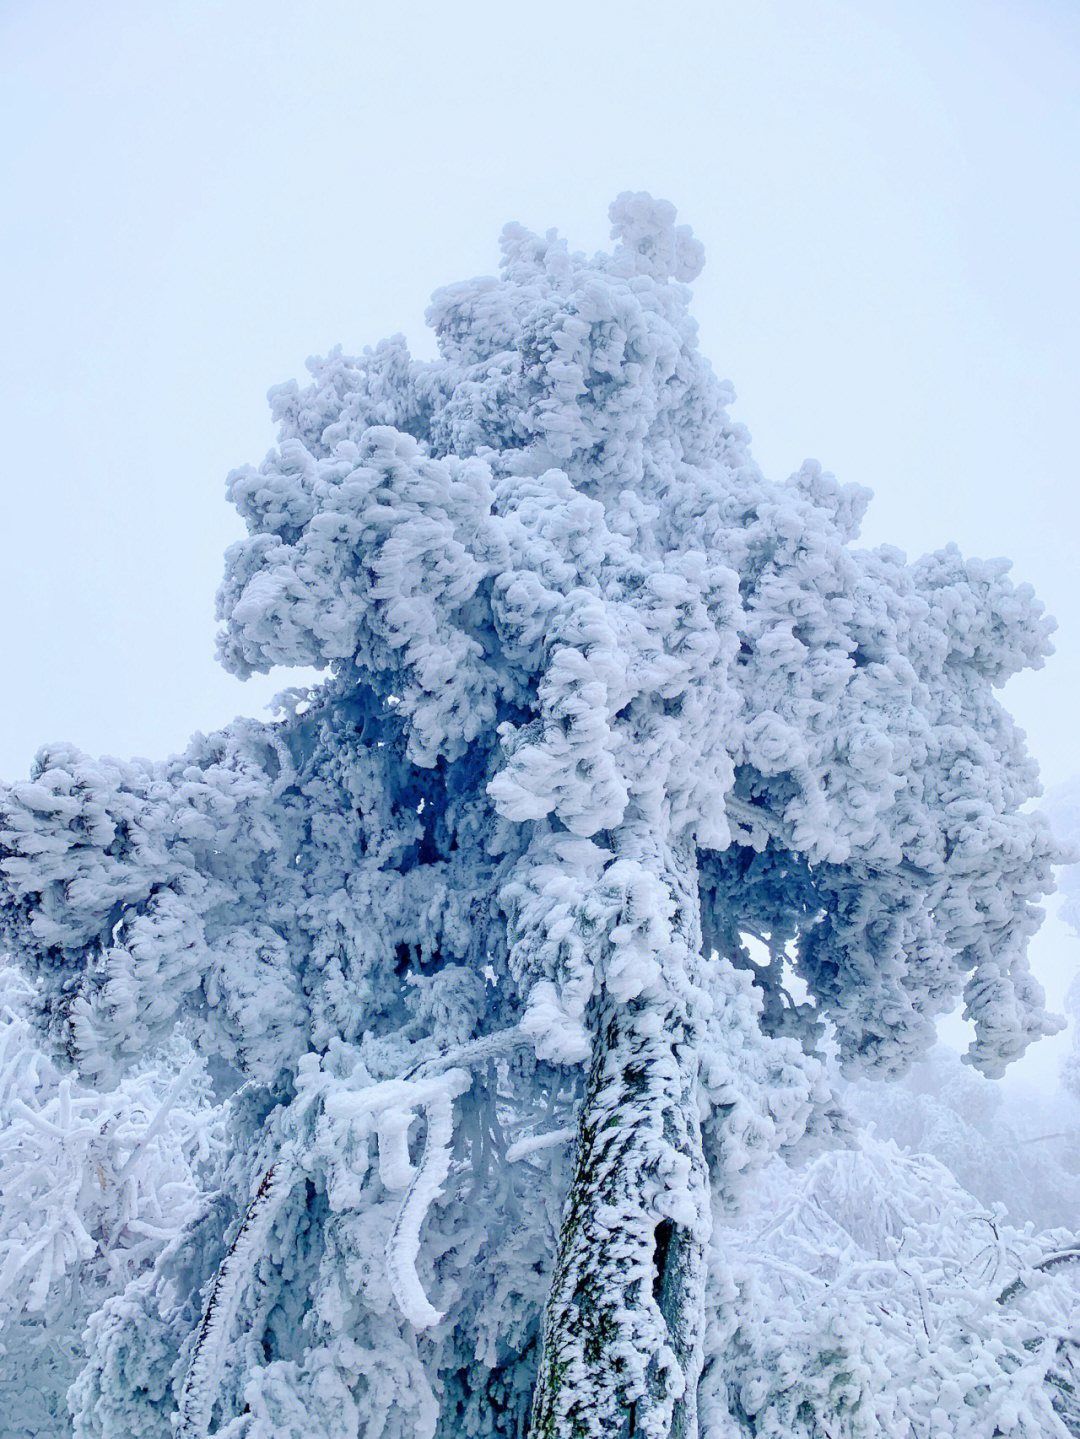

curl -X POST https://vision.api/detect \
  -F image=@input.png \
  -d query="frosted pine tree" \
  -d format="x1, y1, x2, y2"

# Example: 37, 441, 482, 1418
0, 195, 1067, 1438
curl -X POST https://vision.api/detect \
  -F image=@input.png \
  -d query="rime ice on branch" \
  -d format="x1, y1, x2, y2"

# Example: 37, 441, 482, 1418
0, 193, 1064, 1438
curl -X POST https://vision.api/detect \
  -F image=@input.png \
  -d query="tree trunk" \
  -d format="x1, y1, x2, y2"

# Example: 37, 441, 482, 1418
531, 833, 710, 1439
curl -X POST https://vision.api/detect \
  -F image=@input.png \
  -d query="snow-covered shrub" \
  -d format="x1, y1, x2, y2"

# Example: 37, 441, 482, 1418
0, 964, 225, 1436
704, 1134, 1080, 1438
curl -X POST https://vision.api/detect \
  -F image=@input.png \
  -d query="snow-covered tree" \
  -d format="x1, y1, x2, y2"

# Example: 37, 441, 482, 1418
0, 194, 1067, 1438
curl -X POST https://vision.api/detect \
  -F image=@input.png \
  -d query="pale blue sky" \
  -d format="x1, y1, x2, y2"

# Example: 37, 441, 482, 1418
2, 0, 1078, 1077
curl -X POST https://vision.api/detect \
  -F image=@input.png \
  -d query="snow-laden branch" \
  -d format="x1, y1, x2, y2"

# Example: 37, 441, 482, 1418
723, 794, 937, 886
399, 1024, 535, 1082
325, 1065, 474, 1330
998, 1245, 1080, 1305
383, 1080, 466, 1328
114, 1057, 201, 1187
505, 1127, 576, 1163
177, 1160, 297, 1439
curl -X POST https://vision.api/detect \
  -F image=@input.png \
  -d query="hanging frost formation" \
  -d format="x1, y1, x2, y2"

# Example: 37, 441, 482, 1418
0, 195, 1064, 1438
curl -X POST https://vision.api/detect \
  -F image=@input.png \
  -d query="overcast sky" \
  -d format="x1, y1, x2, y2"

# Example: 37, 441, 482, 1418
2, 0, 1078, 1081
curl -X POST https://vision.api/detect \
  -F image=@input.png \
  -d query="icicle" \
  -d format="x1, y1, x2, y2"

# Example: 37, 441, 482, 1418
376, 1106, 417, 1191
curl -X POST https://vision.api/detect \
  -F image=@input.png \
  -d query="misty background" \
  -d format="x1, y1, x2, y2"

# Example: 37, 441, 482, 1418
2, 0, 1077, 1098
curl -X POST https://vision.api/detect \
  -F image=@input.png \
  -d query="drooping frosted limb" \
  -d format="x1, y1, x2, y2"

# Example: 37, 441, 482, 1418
385, 1085, 461, 1329
177, 1158, 298, 1439
531, 832, 711, 1439
505, 1128, 576, 1163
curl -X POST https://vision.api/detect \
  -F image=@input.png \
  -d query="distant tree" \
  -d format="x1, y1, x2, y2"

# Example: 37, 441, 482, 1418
847, 1042, 1080, 1231
1047, 781, 1080, 937
1045, 783, 1080, 1128
0, 195, 1065, 1439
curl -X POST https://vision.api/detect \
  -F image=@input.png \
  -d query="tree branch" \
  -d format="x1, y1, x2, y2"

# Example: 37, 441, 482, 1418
998, 1246, 1080, 1305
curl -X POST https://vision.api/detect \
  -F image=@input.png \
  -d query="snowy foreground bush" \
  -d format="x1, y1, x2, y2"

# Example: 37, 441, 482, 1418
1, 195, 1077, 1437
0, 966, 226, 1434
708, 1133, 1080, 1437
